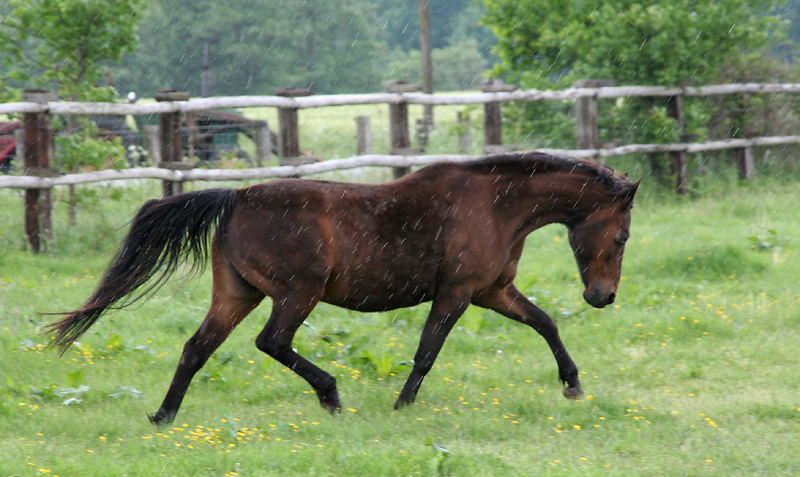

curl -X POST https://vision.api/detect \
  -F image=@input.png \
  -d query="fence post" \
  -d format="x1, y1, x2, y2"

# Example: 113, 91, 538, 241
355, 116, 372, 155
666, 95, 688, 195
457, 111, 472, 153
253, 120, 271, 167
154, 90, 192, 196
481, 79, 515, 153
14, 128, 25, 165
415, 118, 430, 148
22, 89, 57, 253
276, 87, 315, 166
574, 79, 599, 152
737, 147, 755, 179
735, 93, 754, 179
386, 81, 422, 178
142, 125, 160, 164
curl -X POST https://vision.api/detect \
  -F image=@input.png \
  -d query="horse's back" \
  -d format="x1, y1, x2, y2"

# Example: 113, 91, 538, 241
223, 168, 488, 310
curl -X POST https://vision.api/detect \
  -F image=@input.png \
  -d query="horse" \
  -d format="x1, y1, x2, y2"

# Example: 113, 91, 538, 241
46, 151, 638, 425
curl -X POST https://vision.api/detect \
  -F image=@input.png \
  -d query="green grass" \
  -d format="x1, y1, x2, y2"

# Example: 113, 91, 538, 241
1, 164, 799, 475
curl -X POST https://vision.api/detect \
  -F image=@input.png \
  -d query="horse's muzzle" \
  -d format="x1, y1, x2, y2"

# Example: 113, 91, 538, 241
583, 286, 616, 308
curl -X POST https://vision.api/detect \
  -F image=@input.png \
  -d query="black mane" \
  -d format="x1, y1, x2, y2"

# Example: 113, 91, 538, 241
464, 151, 635, 198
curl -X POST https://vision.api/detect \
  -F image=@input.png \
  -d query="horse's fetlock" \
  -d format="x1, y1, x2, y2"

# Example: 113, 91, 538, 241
312, 374, 337, 393
412, 359, 434, 376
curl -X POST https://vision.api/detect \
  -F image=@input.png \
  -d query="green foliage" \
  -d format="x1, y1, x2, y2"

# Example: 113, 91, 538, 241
748, 228, 785, 252
114, 0, 387, 96
53, 121, 127, 173
372, 0, 496, 56
481, 0, 794, 178
386, 39, 488, 90
640, 106, 681, 145
110, 0, 496, 96
483, 0, 785, 88
357, 349, 412, 377
0, 0, 142, 101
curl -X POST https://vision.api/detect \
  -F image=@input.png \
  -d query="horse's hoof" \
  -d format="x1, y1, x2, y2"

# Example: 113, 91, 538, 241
319, 397, 342, 415
393, 396, 415, 410
562, 385, 584, 400
148, 410, 175, 426
318, 389, 342, 414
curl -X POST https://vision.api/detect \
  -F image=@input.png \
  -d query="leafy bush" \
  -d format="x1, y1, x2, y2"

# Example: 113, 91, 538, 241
54, 128, 127, 173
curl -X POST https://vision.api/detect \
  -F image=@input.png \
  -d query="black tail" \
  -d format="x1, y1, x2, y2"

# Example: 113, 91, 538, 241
45, 188, 238, 353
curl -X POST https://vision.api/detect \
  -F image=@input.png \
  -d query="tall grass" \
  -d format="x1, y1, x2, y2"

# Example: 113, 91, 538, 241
1, 128, 799, 475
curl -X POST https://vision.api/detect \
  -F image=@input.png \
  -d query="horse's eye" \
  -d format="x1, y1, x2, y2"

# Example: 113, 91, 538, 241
616, 233, 629, 244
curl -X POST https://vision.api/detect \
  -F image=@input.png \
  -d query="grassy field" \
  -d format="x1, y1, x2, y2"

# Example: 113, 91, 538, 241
1, 151, 799, 475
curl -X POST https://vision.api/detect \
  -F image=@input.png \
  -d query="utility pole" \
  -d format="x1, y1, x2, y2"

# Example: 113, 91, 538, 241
201, 41, 210, 97
418, 0, 433, 129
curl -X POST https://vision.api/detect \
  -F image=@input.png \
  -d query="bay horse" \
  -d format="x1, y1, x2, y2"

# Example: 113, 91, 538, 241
46, 151, 638, 425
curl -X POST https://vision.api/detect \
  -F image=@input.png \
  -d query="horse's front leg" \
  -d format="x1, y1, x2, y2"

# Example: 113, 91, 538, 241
473, 284, 583, 399
395, 287, 472, 409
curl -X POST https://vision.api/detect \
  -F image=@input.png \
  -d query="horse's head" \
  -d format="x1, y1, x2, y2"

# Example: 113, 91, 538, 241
567, 181, 638, 308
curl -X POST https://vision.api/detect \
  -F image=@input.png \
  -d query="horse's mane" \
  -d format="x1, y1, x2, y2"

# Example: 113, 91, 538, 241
464, 151, 635, 198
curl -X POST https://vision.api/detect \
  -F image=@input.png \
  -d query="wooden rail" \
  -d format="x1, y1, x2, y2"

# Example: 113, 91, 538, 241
3, 81, 800, 252
2, 135, 798, 190
3, 83, 800, 115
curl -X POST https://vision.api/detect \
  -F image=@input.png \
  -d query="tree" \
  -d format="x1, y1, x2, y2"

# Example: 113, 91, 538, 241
113, 0, 388, 96
0, 0, 142, 101
386, 39, 488, 91
0, 0, 138, 225
482, 0, 784, 88
482, 0, 789, 188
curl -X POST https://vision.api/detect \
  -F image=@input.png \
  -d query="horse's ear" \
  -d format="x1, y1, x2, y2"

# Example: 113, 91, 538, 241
620, 180, 640, 207
632, 180, 641, 195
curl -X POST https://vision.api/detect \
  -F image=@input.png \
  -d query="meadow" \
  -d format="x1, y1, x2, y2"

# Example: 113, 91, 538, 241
0, 108, 799, 475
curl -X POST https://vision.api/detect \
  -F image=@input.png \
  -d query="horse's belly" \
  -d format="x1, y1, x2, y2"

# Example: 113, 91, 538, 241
322, 260, 436, 312
323, 290, 431, 312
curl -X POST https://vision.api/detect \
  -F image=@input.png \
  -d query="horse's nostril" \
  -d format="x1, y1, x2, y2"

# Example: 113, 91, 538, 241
607, 293, 616, 305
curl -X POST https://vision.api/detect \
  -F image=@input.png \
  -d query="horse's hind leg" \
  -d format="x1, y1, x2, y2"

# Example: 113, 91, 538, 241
255, 290, 341, 413
149, 249, 264, 425
149, 291, 262, 425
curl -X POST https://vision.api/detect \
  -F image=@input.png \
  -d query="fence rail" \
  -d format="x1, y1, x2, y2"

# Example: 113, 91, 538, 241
3, 83, 800, 116
2, 135, 799, 190
3, 81, 800, 252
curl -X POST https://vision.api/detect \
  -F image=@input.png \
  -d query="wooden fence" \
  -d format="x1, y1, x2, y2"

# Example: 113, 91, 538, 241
2, 81, 800, 252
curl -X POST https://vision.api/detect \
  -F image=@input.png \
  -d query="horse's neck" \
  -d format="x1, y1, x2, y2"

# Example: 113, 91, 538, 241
497, 171, 604, 236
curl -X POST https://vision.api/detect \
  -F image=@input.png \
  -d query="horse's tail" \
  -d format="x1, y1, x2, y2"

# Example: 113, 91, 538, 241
45, 188, 238, 354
